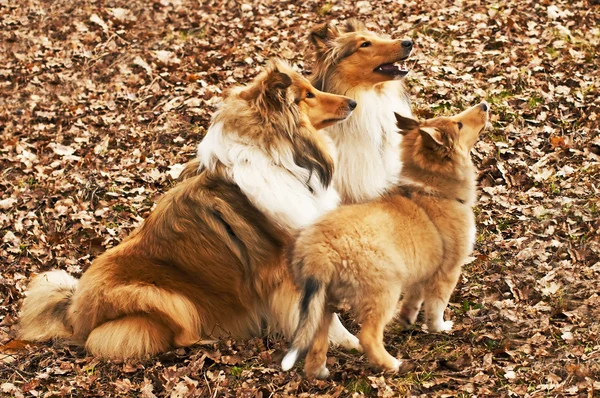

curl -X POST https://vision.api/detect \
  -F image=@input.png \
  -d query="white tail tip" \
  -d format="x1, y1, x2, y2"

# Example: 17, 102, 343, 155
281, 348, 299, 371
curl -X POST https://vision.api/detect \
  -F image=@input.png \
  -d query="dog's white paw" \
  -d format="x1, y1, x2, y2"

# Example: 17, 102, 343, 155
439, 320, 453, 332
340, 334, 362, 352
315, 365, 330, 380
329, 315, 362, 352
281, 349, 299, 371
389, 357, 401, 372
426, 320, 453, 333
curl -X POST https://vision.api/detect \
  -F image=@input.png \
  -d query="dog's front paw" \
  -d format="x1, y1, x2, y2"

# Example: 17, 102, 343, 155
385, 357, 401, 373
315, 365, 330, 380
340, 334, 363, 352
306, 362, 330, 379
425, 320, 453, 333
439, 320, 453, 332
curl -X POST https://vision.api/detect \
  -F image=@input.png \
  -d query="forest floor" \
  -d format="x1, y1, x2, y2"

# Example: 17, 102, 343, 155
1, 0, 599, 396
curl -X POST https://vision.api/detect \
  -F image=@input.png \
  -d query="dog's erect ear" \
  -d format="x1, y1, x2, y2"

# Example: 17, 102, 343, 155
264, 68, 293, 94
310, 23, 338, 54
341, 19, 366, 33
394, 112, 419, 135
419, 127, 445, 150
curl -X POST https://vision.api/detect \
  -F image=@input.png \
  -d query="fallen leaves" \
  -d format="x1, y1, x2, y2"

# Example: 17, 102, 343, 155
0, 0, 599, 396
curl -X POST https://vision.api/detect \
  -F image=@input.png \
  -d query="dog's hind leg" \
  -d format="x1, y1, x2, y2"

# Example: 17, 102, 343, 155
398, 284, 424, 328
304, 310, 334, 379
357, 287, 402, 372
85, 314, 174, 359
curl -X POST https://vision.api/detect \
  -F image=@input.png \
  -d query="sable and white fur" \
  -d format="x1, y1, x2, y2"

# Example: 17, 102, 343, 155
309, 19, 414, 204
18, 60, 361, 358
282, 102, 489, 378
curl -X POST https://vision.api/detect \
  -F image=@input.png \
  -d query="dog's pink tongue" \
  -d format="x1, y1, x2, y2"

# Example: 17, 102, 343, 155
377, 63, 399, 73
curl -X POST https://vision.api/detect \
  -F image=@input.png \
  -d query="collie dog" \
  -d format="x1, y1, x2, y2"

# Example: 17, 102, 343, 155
282, 103, 489, 378
309, 19, 414, 204
18, 60, 361, 359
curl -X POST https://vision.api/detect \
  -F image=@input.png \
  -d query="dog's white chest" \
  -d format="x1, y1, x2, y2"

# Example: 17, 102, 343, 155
327, 86, 412, 204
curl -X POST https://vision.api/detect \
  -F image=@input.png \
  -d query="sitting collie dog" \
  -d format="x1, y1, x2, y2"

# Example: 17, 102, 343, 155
309, 19, 414, 204
281, 102, 489, 378
17, 59, 361, 359
180, 19, 414, 206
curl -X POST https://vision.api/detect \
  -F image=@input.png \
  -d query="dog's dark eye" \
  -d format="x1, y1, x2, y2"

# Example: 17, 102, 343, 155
306, 92, 315, 99
457, 122, 463, 130
360, 41, 372, 48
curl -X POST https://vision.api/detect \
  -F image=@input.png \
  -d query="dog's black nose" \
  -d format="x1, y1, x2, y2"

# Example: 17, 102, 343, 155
480, 102, 489, 112
401, 40, 413, 48
348, 100, 357, 110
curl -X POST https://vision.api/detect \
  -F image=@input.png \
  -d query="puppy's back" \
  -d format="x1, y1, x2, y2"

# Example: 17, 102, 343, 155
294, 196, 443, 292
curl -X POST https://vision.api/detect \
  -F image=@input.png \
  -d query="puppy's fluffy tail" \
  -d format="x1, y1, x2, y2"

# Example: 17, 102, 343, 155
281, 257, 333, 372
18, 270, 78, 341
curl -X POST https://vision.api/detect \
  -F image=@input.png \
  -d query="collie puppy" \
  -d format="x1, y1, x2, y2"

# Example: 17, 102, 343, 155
18, 59, 361, 359
309, 19, 413, 204
281, 103, 490, 378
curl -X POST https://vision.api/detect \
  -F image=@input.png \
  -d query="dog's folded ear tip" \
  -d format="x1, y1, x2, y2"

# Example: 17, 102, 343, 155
310, 22, 338, 45
276, 72, 293, 89
311, 22, 329, 35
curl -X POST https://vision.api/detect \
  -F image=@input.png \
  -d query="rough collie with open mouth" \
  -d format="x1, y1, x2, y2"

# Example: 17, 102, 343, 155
17, 59, 360, 359
309, 19, 413, 204
282, 102, 489, 378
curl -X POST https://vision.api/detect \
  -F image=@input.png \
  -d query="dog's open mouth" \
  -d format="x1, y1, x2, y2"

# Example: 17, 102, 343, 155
374, 59, 409, 77
322, 117, 349, 125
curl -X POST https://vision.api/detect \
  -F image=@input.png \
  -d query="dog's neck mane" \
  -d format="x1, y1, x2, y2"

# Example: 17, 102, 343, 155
197, 106, 340, 233
394, 166, 477, 207
323, 81, 412, 204
393, 181, 466, 205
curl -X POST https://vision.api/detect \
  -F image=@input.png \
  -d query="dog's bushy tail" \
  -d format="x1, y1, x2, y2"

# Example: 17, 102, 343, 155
18, 270, 78, 341
177, 157, 204, 182
281, 256, 333, 371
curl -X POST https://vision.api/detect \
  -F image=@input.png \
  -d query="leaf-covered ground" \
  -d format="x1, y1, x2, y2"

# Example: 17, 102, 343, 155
1, 0, 599, 396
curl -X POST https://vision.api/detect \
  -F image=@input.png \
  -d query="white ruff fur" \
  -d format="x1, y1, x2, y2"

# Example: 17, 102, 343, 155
326, 81, 412, 203
197, 122, 340, 233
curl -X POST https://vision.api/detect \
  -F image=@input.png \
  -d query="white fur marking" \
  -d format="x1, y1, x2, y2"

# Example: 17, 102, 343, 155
325, 81, 412, 203
328, 313, 361, 351
281, 348, 299, 371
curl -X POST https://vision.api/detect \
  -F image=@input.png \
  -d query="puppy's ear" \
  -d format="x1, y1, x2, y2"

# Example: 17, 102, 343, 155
341, 19, 366, 33
310, 23, 338, 54
394, 112, 419, 135
419, 127, 445, 150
